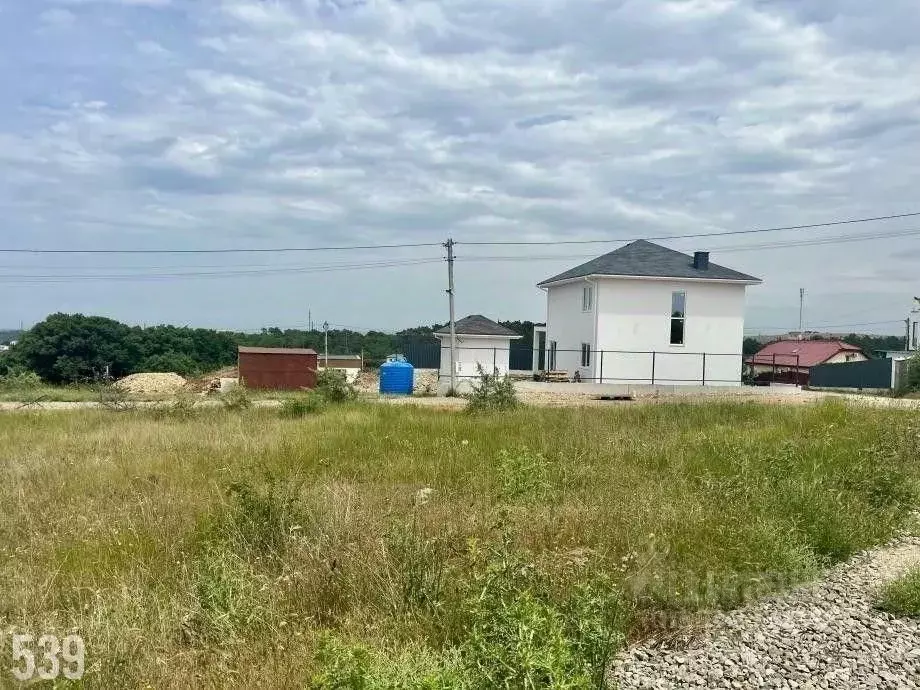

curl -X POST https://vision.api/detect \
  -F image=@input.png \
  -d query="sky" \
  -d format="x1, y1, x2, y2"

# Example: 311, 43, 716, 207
1, 0, 919, 335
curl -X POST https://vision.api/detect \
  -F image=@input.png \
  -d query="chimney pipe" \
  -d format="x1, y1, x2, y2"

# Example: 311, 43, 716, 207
693, 251, 709, 270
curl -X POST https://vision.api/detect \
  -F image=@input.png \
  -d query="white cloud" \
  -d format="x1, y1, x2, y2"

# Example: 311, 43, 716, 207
1, 0, 919, 331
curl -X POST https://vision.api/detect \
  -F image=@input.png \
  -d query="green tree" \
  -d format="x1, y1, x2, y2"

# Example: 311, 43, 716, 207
743, 337, 762, 356
15, 313, 137, 383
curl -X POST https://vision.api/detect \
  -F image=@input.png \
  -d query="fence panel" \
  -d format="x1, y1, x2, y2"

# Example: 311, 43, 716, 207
809, 358, 894, 389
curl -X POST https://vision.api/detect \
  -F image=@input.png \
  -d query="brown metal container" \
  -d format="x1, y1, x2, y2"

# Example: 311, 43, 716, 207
237, 346, 318, 390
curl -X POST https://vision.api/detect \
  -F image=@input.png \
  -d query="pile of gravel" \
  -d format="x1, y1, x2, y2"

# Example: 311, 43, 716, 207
614, 536, 920, 689
114, 372, 187, 395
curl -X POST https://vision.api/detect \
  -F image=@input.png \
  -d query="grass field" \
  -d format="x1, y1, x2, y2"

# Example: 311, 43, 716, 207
0, 401, 917, 688
0, 382, 103, 403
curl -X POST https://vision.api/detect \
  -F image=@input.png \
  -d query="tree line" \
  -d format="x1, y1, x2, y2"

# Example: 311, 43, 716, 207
0, 313, 904, 384
0, 313, 540, 384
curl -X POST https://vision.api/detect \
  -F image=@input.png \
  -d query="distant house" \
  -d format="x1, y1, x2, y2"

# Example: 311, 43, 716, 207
538, 240, 761, 386
435, 315, 521, 381
318, 354, 364, 383
748, 340, 868, 384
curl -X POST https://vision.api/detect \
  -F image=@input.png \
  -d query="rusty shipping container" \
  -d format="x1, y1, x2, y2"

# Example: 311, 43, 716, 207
237, 346, 318, 390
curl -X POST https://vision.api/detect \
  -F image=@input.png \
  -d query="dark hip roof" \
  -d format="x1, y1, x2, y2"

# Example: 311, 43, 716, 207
435, 314, 521, 337
538, 240, 761, 286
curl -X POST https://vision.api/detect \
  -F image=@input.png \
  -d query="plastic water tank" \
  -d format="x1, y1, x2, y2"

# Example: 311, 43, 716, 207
379, 354, 414, 395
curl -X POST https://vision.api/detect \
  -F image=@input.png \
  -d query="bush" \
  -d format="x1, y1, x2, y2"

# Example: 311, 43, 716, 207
458, 539, 625, 689
224, 471, 305, 556
279, 392, 325, 418
496, 446, 552, 502
221, 384, 252, 411
905, 354, 920, 392
466, 365, 518, 413
186, 546, 272, 645
311, 636, 467, 689
0, 370, 43, 390
155, 391, 200, 419
876, 568, 920, 617
316, 369, 357, 404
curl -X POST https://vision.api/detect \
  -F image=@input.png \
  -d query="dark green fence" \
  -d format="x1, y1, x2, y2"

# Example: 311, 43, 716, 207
810, 358, 893, 389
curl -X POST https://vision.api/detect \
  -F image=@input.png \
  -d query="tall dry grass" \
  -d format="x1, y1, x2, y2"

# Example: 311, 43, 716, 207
0, 400, 917, 687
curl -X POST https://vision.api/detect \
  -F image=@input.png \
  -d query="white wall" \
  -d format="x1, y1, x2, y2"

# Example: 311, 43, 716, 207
544, 280, 596, 378
318, 366, 361, 383
825, 351, 869, 364
438, 336, 515, 378
592, 278, 747, 386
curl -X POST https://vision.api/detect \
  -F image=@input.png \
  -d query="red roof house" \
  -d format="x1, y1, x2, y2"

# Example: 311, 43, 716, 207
748, 340, 868, 383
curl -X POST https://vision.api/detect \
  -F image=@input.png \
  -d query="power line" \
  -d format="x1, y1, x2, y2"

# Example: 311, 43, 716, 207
455, 211, 920, 246
0, 241, 442, 255
5, 224, 915, 276
454, 226, 920, 263
745, 319, 904, 332
0, 258, 443, 283
2, 210, 919, 254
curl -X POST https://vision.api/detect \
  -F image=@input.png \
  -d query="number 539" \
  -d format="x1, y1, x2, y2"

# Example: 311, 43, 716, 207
11, 634, 85, 681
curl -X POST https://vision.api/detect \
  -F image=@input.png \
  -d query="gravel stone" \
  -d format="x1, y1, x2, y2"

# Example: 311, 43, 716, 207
614, 535, 920, 689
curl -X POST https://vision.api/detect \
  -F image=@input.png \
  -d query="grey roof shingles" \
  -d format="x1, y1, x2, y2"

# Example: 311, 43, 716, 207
538, 240, 761, 286
435, 315, 521, 338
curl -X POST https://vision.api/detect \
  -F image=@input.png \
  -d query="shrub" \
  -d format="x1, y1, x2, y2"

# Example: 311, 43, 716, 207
876, 568, 920, 617
186, 546, 271, 644
0, 370, 43, 390
316, 369, 357, 404
311, 636, 467, 689
221, 383, 252, 411
224, 471, 305, 556
466, 365, 518, 413
496, 446, 552, 502
905, 354, 920, 392
279, 392, 325, 418
458, 538, 625, 689
156, 390, 200, 419
97, 381, 136, 411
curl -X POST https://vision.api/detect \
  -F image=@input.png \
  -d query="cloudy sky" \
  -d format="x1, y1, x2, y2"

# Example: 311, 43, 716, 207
1, 0, 919, 335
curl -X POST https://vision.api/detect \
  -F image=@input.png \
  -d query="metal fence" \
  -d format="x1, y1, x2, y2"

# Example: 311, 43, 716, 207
749, 354, 804, 386
809, 358, 895, 390
402, 344, 746, 385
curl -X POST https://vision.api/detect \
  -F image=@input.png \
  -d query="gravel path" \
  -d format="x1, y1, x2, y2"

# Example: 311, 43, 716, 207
614, 536, 920, 689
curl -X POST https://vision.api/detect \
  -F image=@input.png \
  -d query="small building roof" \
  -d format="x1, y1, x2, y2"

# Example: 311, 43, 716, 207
749, 340, 864, 368
238, 346, 318, 355
538, 239, 761, 286
435, 315, 521, 338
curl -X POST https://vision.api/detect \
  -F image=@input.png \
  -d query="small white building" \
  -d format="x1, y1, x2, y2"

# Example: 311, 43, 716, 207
538, 240, 761, 386
435, 315, 521, 382
317, 354, 364, 383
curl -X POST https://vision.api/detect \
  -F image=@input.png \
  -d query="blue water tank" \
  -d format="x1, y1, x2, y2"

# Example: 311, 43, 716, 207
379, 355, 414, 395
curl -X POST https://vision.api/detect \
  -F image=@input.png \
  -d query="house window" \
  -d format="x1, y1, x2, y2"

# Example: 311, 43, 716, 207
581, 343, 591, 368
548, 340, 558, 370
582, 285, 593, 312
670, 291, 686, 345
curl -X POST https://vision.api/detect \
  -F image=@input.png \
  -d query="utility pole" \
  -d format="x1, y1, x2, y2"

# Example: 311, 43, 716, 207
906, 318, 912, 352
309, 309, 313, 332
444, 238, 457, 393
798, 288, 805, 339
323, 321, 329, 367
911, 298, 920, 351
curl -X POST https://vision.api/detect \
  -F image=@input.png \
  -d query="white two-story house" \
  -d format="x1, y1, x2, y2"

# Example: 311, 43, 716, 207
538, 240, 761, 386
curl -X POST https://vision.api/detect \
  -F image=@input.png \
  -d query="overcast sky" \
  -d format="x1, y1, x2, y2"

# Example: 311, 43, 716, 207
1, 0, 918, 335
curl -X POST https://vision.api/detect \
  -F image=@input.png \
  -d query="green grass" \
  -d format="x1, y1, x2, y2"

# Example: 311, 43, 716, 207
0, 383, 103, 402
0, 400, 917, 687
876, 568, 920, 617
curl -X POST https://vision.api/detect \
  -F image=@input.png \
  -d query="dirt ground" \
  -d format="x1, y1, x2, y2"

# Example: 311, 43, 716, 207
3, 374, 919, 412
